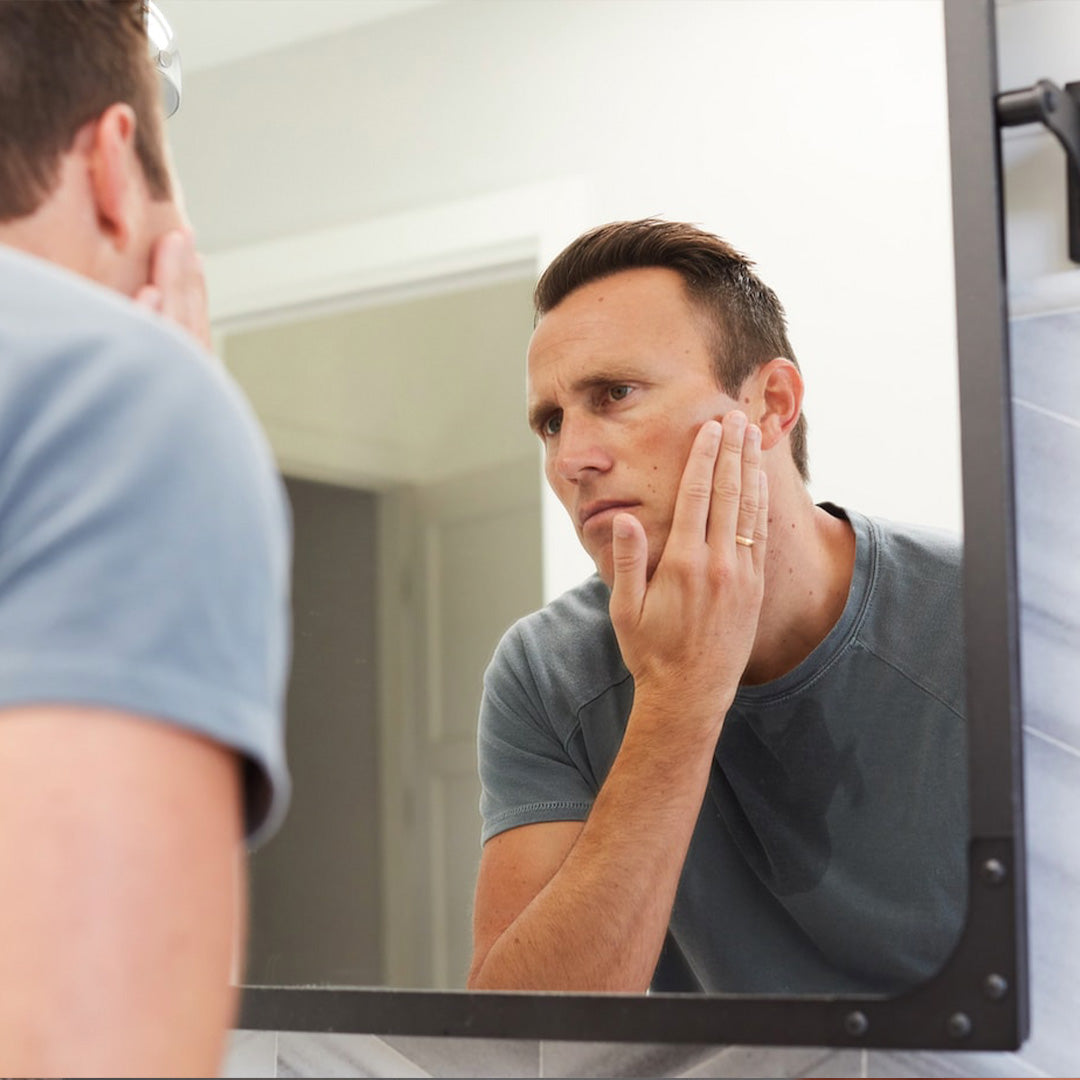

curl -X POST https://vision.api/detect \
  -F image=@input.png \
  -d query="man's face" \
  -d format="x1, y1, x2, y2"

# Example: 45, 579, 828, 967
527, 267, 742, 586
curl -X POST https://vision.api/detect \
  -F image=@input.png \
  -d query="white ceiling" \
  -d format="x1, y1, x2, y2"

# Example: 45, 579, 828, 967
162, 0, 441, 72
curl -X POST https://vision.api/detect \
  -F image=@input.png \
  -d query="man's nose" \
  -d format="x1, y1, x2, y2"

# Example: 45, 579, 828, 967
550, 415, 612, 484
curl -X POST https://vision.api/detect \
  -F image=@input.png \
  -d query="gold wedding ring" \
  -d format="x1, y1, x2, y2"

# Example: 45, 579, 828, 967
735, 535, 755, 547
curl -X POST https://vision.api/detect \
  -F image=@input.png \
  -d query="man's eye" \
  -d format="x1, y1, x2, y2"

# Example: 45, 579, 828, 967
542, 413, 562, 436
608, 385, 632, 402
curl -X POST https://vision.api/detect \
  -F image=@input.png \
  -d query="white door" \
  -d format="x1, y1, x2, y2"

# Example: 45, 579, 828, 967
379, 456, 543, 988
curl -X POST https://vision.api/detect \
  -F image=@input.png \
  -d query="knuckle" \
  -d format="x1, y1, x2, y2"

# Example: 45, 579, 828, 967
714, 477, 741, 503
683, 478, 713, 502
706, 558, 733, 588
664, 551, 698, 581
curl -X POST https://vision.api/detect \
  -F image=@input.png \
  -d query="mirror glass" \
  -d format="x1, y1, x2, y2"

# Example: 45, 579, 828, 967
167, 0, 965, 997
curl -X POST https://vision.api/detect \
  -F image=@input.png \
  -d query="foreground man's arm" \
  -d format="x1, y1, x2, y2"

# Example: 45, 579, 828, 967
0, 708, 245, 1079
469, 415, 767, 991
0, 237, 288, 1076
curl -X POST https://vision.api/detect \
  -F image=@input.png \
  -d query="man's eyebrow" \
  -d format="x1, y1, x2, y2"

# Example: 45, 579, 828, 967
527, 398, 555, 432
527, 370, 644, 431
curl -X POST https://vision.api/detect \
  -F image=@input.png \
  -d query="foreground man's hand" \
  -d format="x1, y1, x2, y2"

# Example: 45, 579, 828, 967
135, 229, 212, 351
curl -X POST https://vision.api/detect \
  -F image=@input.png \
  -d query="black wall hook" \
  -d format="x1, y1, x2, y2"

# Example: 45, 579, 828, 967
997, 79, 1080, 264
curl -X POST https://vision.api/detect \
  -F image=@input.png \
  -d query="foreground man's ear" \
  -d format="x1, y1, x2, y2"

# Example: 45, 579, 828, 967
86, 103, 142, 254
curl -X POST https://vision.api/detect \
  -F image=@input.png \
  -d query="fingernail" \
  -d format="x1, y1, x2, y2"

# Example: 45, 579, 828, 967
613, 515, 634, 539
748, 424, 761, 445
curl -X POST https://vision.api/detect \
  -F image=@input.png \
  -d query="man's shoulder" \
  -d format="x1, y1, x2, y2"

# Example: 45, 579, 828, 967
0, 243, 168, 342
0, 248, 291, 847
485, 575, 627, 719
0, 244, 212, 390
0, 245, 273, 494
867, 514, 962, 591
858, 512, 965, 714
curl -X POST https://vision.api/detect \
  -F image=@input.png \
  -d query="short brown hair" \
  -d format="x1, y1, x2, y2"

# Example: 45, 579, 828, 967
534, 219, 810, 483
0, 0, 171, 221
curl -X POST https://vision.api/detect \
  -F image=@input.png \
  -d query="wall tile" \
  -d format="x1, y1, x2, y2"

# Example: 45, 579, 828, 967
539, 1041, 717, 1078
677, 1045, 861, 1079
802, 1050, 865, 1078
277, 1032, 429, 1078
1011, 401, 1080, 618
1010, 730, 1080, 1078
1011, 400, 1080, 751
1010, 312, 1080, 425
866, 1049, 1046, 1077
222, 1030, 278, 1079
537, 1042, 853, 1078
1018, 603, 1080, 749
378, 1034, 539, 1078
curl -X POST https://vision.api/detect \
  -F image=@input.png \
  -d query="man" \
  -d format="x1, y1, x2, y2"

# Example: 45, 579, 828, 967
0, 3, 290, 1075
469, 220, 965, 996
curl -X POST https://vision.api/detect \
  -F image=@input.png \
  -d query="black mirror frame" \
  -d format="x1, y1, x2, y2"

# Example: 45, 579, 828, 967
239, 0, 1029, 1050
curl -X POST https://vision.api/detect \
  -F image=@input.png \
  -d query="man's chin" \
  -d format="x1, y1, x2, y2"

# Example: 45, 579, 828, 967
590, 549, 659, 590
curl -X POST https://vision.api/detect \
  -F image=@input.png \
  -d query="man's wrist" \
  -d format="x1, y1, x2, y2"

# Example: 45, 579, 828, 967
625, 682, 733, 748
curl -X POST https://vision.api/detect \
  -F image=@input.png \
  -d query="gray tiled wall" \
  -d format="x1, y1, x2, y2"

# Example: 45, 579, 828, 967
223, 310, 1080, 1077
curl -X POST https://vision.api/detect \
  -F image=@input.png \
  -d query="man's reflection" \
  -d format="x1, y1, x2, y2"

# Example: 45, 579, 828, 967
468, 219, 966, 995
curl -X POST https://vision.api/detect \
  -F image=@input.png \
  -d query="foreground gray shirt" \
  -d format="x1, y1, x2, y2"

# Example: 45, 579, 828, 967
0, 246, 292, 847
478, 505, 966, 994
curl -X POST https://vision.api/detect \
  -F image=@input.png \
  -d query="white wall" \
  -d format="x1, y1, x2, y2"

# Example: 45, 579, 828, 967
170, 0, 961, 601
221, 275, 537, 489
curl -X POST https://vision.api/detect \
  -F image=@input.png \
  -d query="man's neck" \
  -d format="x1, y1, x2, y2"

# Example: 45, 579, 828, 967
0, 187, 92, 282
740, 479, 857, 687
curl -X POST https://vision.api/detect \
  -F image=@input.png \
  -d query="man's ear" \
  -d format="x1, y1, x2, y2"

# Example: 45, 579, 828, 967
752, 357, 804, 452
86, 104, 142, 253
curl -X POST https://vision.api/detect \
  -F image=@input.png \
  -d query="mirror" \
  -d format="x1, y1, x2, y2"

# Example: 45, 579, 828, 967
165, 0, 1026, 1048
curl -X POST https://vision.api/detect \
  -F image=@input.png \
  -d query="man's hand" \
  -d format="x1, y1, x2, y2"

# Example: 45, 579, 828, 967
609, 412, 768, 738
134, 228, 212, 351
468, 412, 770, 993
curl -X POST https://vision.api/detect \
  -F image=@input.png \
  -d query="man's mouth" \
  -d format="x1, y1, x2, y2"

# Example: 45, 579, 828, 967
578, 500, 639, 531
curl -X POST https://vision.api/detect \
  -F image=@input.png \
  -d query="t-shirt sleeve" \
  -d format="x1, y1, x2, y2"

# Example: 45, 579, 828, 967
0, 326, 292, 847
477, 624, 595, 844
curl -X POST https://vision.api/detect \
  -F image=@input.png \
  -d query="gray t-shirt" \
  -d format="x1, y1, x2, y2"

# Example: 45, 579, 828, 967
0, 246, 291, 847
478, 505, 967, 994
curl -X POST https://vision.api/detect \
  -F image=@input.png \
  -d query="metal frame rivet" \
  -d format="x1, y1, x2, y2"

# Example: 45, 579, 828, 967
984, 973, 1009, 1000
981, 858, 1007, 885
844, 1011, 869, 1037
947, 1012, 973, 1038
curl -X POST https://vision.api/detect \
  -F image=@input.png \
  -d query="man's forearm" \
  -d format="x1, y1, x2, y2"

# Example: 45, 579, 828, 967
469, 702, 719, 992
0, 708, 245, 1079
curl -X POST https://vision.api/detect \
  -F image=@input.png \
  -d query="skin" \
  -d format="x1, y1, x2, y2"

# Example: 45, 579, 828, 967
0, 104, 239, 1077
467, 267, 856, 992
